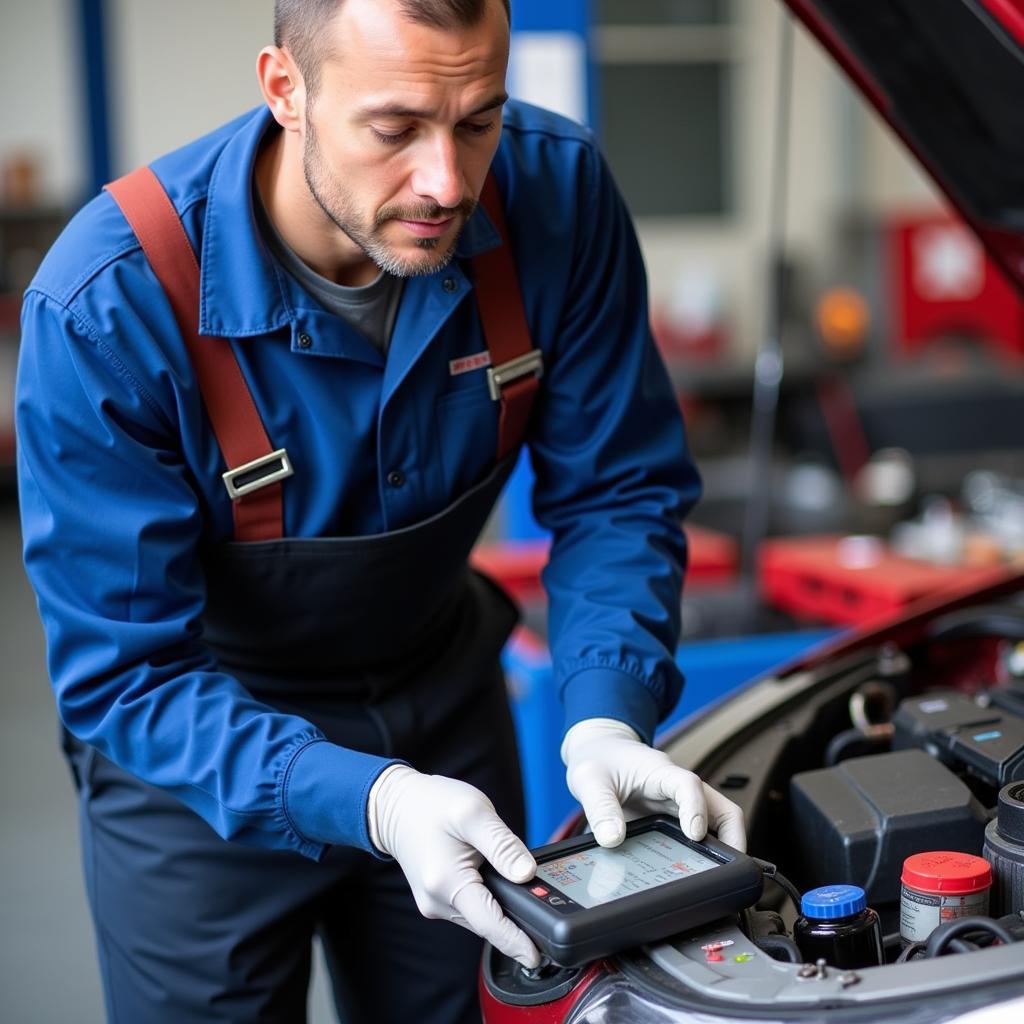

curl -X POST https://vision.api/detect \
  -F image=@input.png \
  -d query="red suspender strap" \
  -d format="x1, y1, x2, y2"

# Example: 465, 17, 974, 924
105, 167, 290, 542
105, 167, 533, 543
475, 174, 543, 460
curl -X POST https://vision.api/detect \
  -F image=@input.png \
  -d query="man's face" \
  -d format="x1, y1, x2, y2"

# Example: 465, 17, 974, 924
300, 0, 509, 278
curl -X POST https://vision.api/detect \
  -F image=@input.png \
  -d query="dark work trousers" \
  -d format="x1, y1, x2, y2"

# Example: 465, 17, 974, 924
65, 657, 523, 1024
65, 457, 526, 1023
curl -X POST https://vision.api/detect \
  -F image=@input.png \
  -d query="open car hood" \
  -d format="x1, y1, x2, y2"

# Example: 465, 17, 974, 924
482, 567, 1024, 1022
781, 0, 1024, 295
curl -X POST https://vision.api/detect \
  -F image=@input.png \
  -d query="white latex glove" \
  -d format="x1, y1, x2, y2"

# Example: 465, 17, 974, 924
561, 718, 746, 851
367, 764, 542, 968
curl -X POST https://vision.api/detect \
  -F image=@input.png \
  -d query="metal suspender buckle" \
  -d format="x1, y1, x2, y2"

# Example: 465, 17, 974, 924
222, 448, 294, 500
486, 349, 544, 401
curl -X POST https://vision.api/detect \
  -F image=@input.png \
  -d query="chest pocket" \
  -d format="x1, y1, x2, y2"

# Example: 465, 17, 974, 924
435, 383, 500, 499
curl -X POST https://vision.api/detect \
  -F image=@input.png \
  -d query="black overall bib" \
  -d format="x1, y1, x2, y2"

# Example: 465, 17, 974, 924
65, 170, 542, 1024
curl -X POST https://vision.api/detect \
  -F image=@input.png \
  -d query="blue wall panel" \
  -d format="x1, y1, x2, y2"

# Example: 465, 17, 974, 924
77, 0, 114, 202
505, 628, 839, 846
511, 0, 590, 34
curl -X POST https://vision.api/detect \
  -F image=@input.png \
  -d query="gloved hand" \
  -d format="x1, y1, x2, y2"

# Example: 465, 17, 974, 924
561, 717, 746, 851
367, 764, 542, 968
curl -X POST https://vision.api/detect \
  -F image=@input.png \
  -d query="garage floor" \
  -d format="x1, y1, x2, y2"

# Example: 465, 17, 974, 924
0, 500, 335, 1023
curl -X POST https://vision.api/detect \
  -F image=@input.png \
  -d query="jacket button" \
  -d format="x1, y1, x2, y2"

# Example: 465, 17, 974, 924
297, 332, 313, 349
442, 277, 457, 293
387, 470, 405, 488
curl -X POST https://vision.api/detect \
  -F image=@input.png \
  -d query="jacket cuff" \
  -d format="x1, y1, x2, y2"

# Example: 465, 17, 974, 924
282, 739, 401, 859
561, 667, 661, 745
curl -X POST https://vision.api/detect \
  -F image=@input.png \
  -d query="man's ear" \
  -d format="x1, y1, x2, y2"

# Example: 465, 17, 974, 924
257, 46, 304, 132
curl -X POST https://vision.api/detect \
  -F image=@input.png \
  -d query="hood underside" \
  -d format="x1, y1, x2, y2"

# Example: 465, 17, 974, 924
782, 0, 1024, 294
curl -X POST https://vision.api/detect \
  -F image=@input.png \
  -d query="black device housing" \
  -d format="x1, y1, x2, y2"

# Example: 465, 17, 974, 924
481, 815, 764, 968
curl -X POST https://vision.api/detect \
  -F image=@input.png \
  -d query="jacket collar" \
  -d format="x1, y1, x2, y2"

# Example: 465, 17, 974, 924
197, 106, 502, 339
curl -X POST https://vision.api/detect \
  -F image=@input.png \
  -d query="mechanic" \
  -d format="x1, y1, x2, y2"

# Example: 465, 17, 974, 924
16, 0, 745, 1021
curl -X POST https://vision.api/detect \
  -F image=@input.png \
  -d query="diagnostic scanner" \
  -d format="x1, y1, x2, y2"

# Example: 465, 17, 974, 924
482, 814, 764, 968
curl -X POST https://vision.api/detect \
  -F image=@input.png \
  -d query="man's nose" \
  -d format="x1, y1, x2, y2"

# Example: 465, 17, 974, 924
409, 135, 465, 210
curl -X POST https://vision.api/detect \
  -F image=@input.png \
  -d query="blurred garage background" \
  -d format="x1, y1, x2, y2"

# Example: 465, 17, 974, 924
2, 1, 1022, 1020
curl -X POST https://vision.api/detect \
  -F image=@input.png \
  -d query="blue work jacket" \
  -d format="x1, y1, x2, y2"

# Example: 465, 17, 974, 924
17, 101, 701, 859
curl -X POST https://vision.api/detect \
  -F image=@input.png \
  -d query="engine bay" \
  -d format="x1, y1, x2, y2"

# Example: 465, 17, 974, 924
723, 603, 1024, 955
484, 596, 1024, 1016
648, 600, 1024, 1007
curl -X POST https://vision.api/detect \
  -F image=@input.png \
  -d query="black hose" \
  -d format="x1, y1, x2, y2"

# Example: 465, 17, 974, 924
927, 606, 1024, 643
824, 728, 889, 766
925, 916, 1017, 958
754, 933, 803, 963
753, 858, 802, 911
896, 941, 926, 963
997, 911, 1024, 942
946, 937, 978, 954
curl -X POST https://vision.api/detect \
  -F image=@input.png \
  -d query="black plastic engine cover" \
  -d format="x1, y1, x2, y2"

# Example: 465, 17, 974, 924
947, 717, 1024, 788
790, 749, 987, 904
894, 692, 1024, 787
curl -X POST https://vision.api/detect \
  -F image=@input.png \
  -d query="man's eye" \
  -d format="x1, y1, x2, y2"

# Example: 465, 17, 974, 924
462, 120, 496, 137
372, 128, 411, 145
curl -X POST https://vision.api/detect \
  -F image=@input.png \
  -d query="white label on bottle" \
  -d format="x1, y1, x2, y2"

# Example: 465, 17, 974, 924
900, 886, 989, 943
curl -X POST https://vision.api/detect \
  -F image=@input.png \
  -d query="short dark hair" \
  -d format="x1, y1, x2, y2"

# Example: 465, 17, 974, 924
275, 0, 511, 100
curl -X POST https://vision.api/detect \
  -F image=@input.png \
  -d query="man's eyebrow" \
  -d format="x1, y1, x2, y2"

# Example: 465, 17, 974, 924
466, 92, 509, 117
357, 92, 509, 121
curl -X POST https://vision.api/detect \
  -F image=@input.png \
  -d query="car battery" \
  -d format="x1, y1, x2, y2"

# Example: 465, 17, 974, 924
894, 692, 1024, 788
790, 749, 987, 904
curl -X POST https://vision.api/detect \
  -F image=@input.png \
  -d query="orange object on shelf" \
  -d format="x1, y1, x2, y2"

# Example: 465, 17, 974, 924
759, 535, 997, 626
471, 524, 738, 603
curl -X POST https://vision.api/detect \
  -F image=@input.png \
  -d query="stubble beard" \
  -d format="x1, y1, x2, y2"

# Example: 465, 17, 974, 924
302, 114, 476, 278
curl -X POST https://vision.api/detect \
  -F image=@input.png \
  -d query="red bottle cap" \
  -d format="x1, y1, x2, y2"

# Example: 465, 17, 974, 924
901, 851, 992, 895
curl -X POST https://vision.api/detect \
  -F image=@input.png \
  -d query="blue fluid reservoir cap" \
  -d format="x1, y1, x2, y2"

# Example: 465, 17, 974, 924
800, 884, 867, 920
